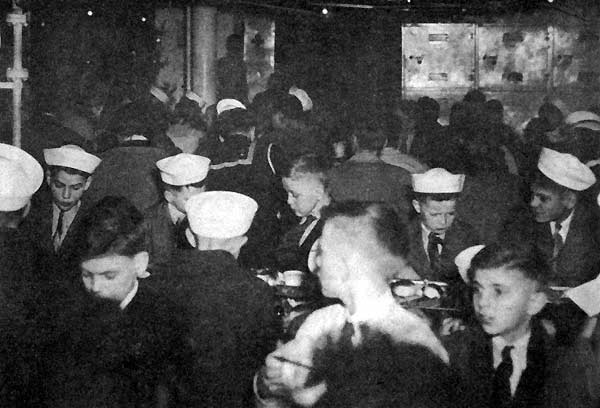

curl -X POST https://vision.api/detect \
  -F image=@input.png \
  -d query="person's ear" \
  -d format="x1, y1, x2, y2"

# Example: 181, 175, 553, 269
225, 236, 248, 259
185, 228, 197, 248
412, 199, 421, 214
527, 289, 548, 317
133, 251, 150, 277
561, 191, 577, 210
164, 190, 174, 203
84, 176, 92, 191
45, 170, 52, 187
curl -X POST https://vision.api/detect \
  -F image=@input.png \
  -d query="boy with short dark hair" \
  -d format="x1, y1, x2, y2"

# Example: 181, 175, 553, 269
22, 144, 101, 277
445, 243, 598, 408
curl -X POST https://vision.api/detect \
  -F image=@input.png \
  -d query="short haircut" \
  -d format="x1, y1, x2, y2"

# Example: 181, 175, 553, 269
216, 108, 255, 135
467, 242, 549, 288
276, 94, 304, 121
162, 179, 206, 193
352, 121, 387, 153
80, 196, 146, 260
48, 165, 91, 179
311, 325, 457, 408
417, 96, 440, 117
463, 89, 486, 104
322, 201, 410, 259
171, 97, 207, 131
281, 153, 330, 186
413, 192, 460, 203
531, 169, 573, 196
484, 99, 503, 115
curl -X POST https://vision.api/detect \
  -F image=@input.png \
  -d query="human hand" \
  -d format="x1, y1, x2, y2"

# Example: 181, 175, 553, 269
440, 317, 465, 336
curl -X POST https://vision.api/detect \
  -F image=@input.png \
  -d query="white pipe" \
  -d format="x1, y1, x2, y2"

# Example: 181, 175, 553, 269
6, 6, 28, 148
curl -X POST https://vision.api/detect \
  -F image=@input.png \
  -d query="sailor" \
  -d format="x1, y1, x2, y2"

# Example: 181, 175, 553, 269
23, 144, 101, 277
154, 191, 280, 407
503, 147, 599, 287
407, 168, 480, 281
143, 153, 211, 269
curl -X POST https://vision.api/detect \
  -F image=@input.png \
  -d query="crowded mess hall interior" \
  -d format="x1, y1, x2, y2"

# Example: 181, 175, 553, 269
2, 0, 600, 406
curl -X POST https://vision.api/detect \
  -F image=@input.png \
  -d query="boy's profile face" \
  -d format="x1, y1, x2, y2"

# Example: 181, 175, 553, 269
412, 198, 456, 236
282, 174, 325, 218
472, 266, 546, 343
165, 184, 206, 214
530, 185, 573, 223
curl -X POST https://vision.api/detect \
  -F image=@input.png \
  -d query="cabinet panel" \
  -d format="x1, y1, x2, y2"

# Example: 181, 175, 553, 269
402, 24, 475, 90
478, 25, 550, 90
552, 26, 600, 90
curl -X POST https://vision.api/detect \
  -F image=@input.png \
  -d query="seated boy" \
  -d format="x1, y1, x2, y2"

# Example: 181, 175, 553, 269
444, 243, 598, 408
408, 168, 480, 281
274, 154, 331, 273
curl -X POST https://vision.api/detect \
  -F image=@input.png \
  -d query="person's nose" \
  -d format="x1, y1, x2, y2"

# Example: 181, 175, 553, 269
62, 187, 72, 200
530, 196, 540, 208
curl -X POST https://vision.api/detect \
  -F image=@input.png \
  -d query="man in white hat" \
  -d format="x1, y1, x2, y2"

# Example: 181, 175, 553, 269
152, 191, 280, 407
503, 147, 600, 287
0, 143, 44, 304
23, 144, 101, 270
407, 167, 480, 281
143, 153, 211, 268
0, 143, 45, 402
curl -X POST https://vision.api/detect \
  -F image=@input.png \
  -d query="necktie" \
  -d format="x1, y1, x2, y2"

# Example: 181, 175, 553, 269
490, 345, 514, 408
53, 210, 65, 252
552, 222, 563, 259
427, 232, 443, 274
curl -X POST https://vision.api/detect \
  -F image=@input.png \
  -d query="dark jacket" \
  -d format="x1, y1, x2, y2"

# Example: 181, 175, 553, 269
151, 249, 281, 407
501, 201, 600, 286
143, 201, 192, 270
42, 282, 193, 407
274, 217, 324, 273
20, 193, 88, 284
84, 145, 169, 211
328, 157, 413, 218
444, 321, 598, 408
407, 217, 481, 281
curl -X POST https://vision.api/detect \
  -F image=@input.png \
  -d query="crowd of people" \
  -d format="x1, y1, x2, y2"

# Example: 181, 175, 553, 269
2, 72, 600, 407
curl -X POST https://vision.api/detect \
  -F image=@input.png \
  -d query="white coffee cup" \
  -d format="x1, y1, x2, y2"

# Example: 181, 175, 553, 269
283, 270, 304, 287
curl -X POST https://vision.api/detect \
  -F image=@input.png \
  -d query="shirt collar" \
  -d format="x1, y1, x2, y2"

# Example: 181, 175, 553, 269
551, 208, 574, 238
167, 203, 186, 224
492, 329, 531, 368
119, 280, 139, 310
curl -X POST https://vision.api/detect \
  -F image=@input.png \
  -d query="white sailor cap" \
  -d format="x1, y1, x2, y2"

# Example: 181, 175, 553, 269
150, 86, 169, 104
43, 145, 101, 175
454, 245, 486, 283
186, 191, 258, 239
411, 168, 465, 194
289, 87, 313, 112
565, 111, 600, 131
216, 98, 247, 116
537, 147, 596, 191
156, 153, 211, 186
0, 143, 44, 211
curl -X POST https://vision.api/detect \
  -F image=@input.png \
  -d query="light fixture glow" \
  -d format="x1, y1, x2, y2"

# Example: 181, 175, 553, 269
87, 10, 93, 16
141, 17, 147, 22
322, 7, 328, 15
